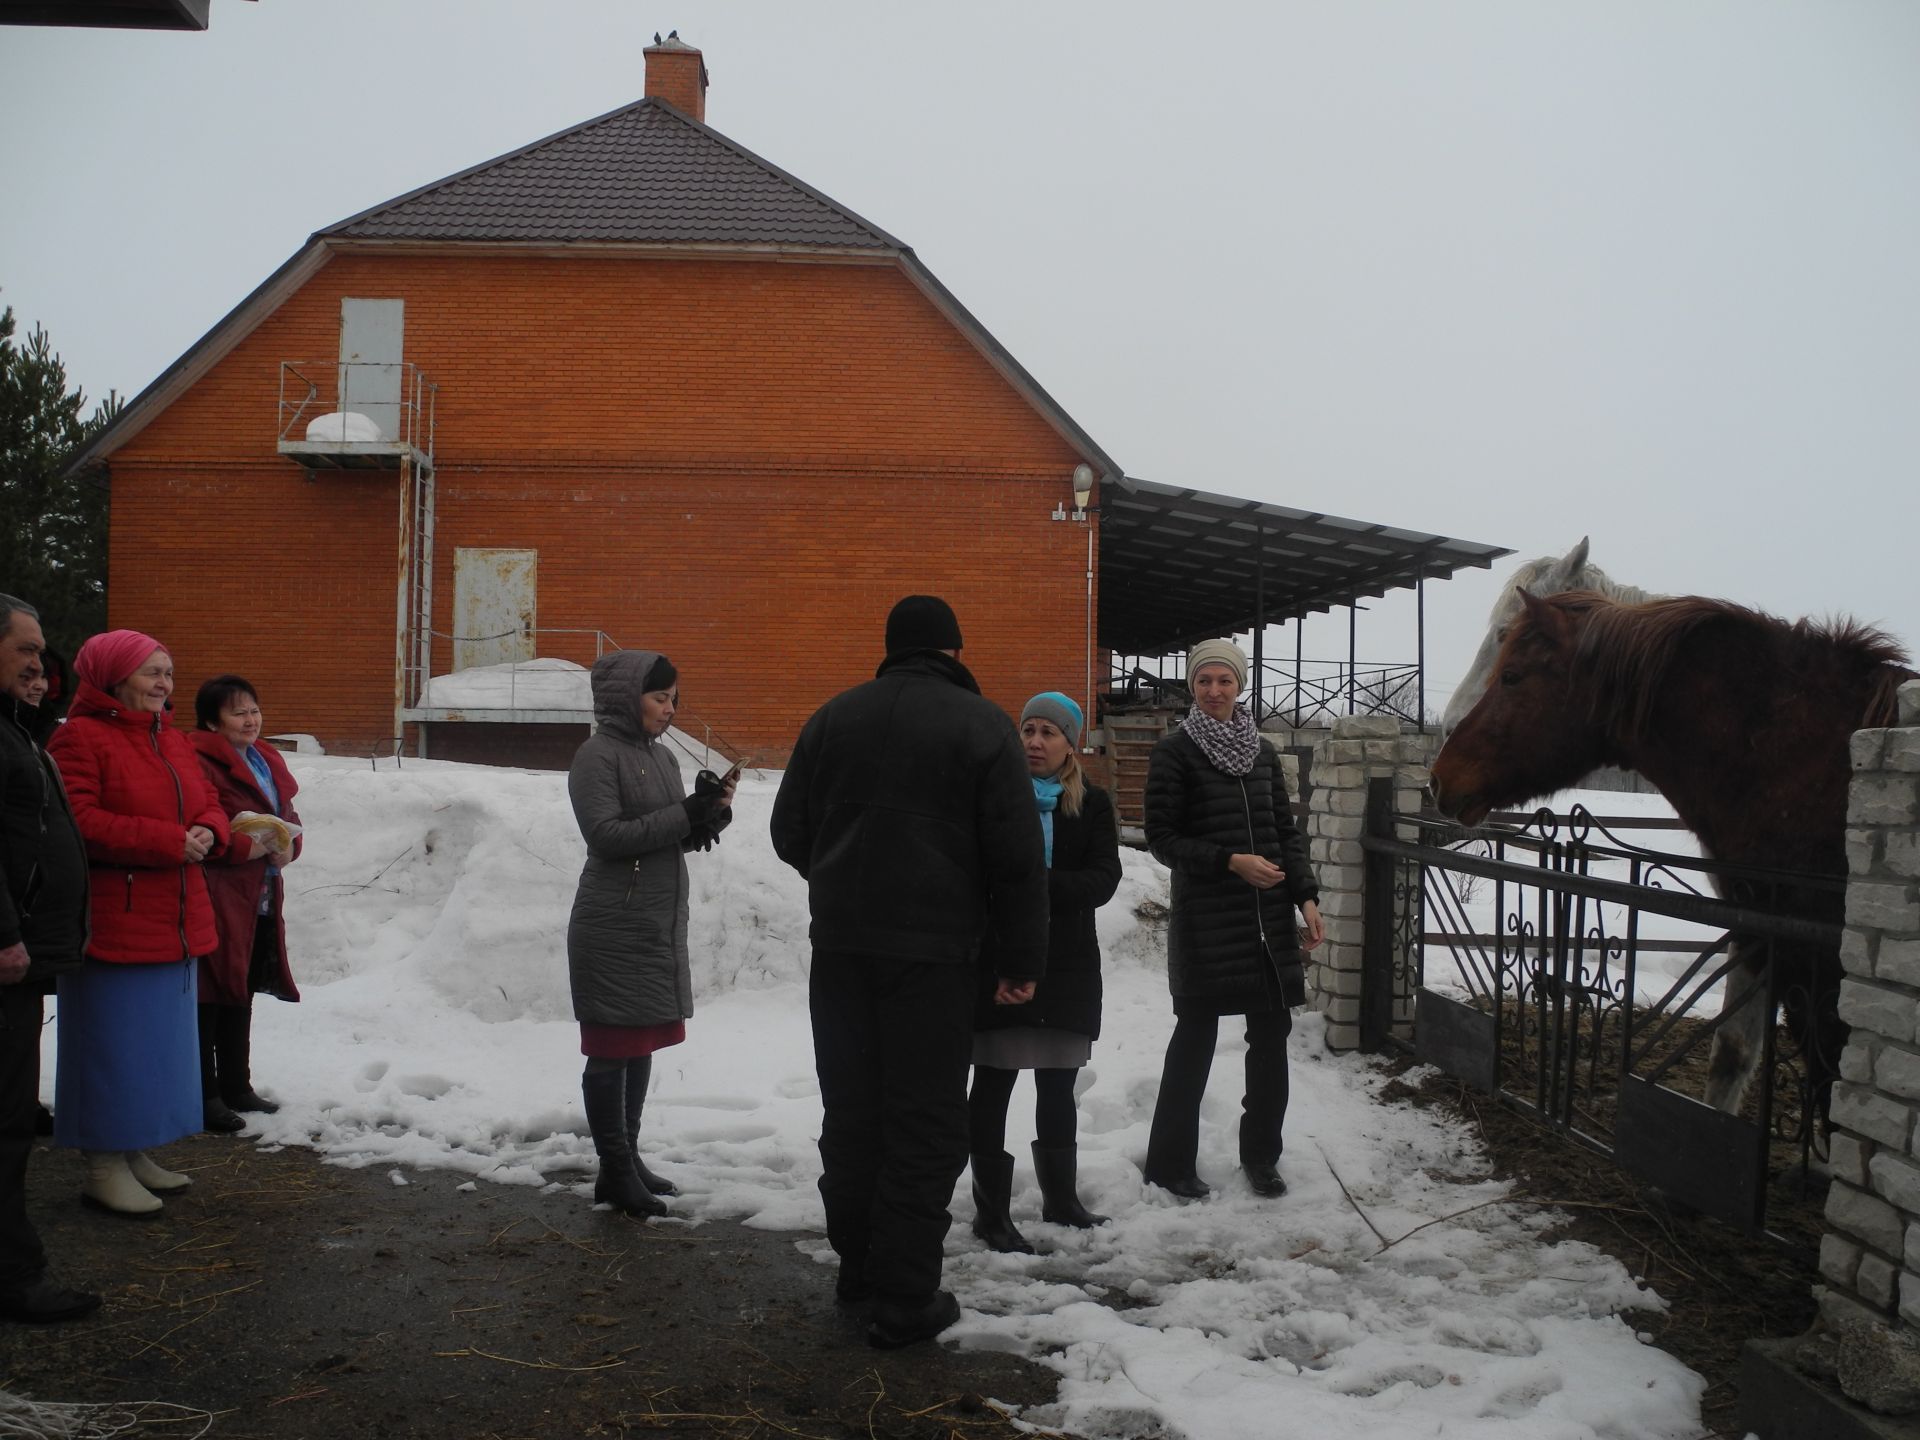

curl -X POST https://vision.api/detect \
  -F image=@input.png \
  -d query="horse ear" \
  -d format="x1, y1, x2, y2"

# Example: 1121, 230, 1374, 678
1516, 587, 1552, 628
1564, 536, 1590, 574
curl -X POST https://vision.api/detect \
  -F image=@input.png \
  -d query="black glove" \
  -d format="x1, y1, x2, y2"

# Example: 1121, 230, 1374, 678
683, 823, 720, 853
682, 792, 719, 829
694, 768, 728, 800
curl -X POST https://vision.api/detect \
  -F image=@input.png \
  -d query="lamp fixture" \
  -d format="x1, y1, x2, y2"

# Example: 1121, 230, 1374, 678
1072, 463, 1095, 517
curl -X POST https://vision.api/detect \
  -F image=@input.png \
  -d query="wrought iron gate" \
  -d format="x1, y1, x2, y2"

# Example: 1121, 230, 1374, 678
1358, 780, 1842, 1232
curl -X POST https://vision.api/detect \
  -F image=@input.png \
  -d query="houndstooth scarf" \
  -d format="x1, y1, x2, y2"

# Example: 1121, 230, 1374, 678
1181, 704, 1262, 777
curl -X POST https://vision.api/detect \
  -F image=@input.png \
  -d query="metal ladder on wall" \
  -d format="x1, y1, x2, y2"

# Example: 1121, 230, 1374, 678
399, 374, 438, 712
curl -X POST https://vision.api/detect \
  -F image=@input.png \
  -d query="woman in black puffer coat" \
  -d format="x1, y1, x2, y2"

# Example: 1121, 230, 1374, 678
968, 692, 1121, 1253
1142, 640, 1323, 1202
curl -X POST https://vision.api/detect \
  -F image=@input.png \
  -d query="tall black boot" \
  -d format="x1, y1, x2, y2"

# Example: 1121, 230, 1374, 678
198, 1005, 244, 1134
623, 1057, 677, 1197
582, 1068, 665, 1218
1032, 1143, 1109, 1228
969, 1151, 1034, 1254
216, 1004, 277, 1114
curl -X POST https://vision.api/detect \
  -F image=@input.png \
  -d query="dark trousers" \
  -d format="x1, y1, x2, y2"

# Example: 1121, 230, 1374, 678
0, 986, 48, 1285
1145, 1005, 1293, 1178
809, 951, 974, 1302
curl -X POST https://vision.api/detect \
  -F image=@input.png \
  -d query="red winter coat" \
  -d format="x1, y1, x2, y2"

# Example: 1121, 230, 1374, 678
187, 729, 303, 1005
47, 680, 229, 964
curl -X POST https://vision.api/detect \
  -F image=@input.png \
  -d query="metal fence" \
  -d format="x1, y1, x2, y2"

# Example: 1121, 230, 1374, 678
1358, 779, 1842, 1232
1105, 658, 1423, 728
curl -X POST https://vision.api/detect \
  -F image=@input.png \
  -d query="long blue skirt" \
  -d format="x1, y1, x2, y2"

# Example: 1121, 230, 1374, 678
54, 958, 202, 1152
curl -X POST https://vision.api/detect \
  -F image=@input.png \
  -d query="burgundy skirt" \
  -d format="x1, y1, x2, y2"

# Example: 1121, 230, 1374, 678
579, 1019, 687, 1059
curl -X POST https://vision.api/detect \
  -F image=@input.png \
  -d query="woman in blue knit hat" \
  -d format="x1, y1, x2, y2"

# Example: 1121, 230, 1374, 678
967, 690, 1122, 1252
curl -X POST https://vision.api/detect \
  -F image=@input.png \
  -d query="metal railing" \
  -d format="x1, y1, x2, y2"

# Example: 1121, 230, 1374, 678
278, 359, 435, 458
408, 629, 752, 769
1360, 782, 1842, 1233
1103, 658, 1422, 728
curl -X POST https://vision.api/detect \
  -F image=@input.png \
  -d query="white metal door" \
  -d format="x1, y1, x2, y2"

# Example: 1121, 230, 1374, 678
339, 298, 405, 440
452, 548, 537, 672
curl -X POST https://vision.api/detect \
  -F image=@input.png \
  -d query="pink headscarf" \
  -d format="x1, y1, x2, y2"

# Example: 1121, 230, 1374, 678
73, 630, 169, 693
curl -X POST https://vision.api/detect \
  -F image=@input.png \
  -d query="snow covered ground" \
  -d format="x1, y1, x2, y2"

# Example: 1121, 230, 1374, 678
46, 750, 1708, 1439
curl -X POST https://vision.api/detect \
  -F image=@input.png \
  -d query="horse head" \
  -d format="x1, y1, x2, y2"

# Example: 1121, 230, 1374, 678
1441, 538, 1592, 731
1431, 589, 1613, 826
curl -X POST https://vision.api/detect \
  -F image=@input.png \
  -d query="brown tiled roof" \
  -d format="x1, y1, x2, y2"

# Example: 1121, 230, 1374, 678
323, 98, 898, 250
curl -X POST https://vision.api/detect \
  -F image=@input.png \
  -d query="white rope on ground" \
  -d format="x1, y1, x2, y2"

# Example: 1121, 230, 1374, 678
0, 1391, 213, 1440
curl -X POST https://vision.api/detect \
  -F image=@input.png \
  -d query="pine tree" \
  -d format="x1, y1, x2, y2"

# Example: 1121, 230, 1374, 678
0, 304, 119, 648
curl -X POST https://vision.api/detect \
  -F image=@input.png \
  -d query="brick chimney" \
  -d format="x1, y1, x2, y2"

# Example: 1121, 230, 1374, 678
644, 32, 707, 122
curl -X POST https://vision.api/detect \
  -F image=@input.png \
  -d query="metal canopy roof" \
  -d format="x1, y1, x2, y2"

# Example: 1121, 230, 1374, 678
1099, 476, 1511, 655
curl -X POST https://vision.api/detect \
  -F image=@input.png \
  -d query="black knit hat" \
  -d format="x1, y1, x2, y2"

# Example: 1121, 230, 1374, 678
884, 595, 963, 655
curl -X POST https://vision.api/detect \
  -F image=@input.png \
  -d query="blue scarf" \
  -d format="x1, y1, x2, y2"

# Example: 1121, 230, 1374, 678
1032, 774, 1063, 868
243, 744, 283, 910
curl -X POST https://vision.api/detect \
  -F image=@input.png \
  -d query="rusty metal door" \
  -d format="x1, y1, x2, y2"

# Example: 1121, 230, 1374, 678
452, 548, 536, 671
339, 298, 404, 440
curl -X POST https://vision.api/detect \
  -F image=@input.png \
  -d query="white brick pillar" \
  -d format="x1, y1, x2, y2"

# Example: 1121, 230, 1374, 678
1304, 715, 1434, 1053
1820, 679, 1920, 1329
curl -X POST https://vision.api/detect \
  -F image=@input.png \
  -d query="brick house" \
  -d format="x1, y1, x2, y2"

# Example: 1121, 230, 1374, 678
70, 38, 1505, 771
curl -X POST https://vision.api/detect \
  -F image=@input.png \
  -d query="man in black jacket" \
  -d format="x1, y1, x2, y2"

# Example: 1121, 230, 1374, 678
772, 596, 1047, 1348
0, 593, 98, 1323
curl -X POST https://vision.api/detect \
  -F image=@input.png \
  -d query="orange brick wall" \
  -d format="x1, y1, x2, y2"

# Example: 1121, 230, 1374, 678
106, 250, 1101, 762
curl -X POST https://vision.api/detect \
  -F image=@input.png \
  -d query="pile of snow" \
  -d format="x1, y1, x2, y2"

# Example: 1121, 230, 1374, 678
302, 410, 383, 443
44, 759, 1707, 1438
421, 657, 591, 711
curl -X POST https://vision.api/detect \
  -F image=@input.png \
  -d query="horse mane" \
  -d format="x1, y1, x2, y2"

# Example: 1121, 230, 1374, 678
1503, 555, 1652, 609
1548, 591, 1915, 745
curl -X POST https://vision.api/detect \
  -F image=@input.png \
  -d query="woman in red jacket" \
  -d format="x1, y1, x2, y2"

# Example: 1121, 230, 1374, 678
187, 675, 301, 1129
47, 631, 228, 1215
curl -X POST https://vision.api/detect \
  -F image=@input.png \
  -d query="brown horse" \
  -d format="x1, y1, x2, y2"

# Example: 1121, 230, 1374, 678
1431, 588, 1914, 1119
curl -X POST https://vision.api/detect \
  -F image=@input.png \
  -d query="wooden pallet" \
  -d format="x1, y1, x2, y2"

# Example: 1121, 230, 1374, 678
1103, 707, 1181, 840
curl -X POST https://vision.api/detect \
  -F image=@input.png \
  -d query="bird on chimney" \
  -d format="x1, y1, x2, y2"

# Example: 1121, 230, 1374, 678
653, 31, 662, 43
668, 29, 679, 39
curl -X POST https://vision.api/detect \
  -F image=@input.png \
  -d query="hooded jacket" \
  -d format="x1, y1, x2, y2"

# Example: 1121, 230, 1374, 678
46, 679, 228, 964
187, 729, 303, 1005
0, 691, 89, 980
770, 650, 1048, 976
564, 650, 730, 1027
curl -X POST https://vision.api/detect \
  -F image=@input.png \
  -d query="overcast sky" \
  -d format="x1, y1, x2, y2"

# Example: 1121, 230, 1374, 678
4, 0, 1915, 709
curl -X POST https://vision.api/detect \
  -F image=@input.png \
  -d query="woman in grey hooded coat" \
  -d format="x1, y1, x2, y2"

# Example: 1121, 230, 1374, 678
566, 650, 733, 1216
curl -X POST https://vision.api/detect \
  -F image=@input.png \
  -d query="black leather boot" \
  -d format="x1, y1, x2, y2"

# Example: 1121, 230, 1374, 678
624, 1057, 677, 1197
1032, 1143, 1109, 1228
217, 1004, 278, 1114
582, 1068, 665, 1218
198, 1005, 245, 1134
969, 1151, 1034, 1254
1242, 1160, 1288, 1198
868, 1290, 960, 1349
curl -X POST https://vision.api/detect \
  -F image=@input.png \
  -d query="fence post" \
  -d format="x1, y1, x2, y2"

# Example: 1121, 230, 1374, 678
1360, 778, 1395, 1050
1736, 678, 1920, 1432
1303, 714, 1436, 1052
1814, 679, 1920, 1332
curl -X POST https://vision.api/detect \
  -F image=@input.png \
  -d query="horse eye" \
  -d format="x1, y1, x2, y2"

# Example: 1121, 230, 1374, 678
1499, 669, 1520, 687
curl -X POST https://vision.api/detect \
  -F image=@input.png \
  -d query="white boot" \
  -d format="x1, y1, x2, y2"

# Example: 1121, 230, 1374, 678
82, 1150, 163, 1215
126, 1150, 192, 1194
